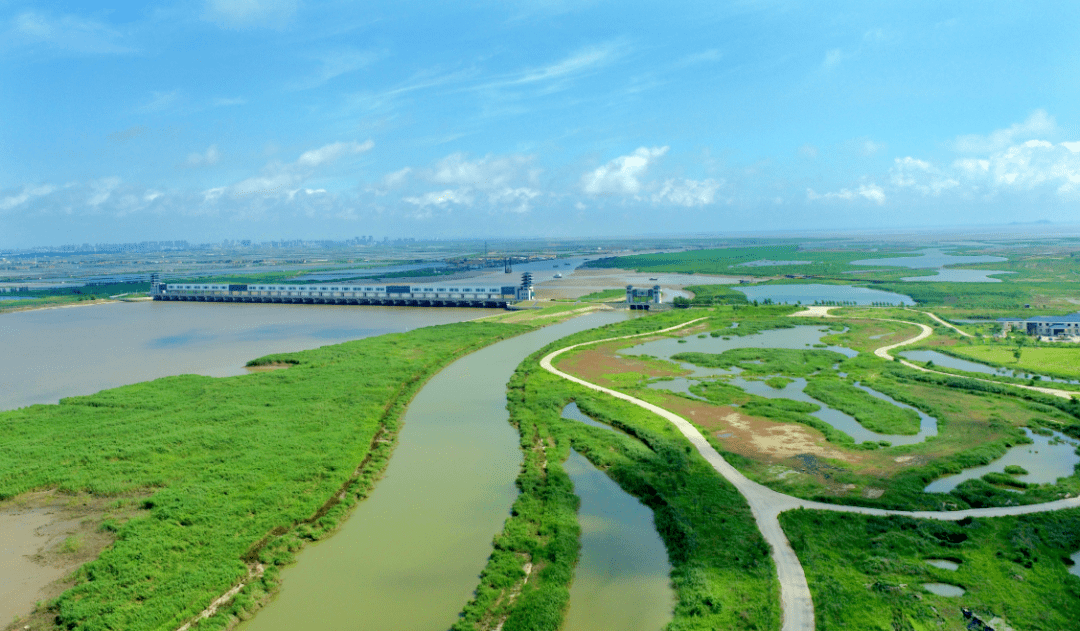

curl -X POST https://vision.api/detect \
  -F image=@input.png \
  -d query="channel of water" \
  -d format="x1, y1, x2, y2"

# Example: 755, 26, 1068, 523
562, 449, 674, 631
899, 350, 1080, 385
923, 428, 1080, 493
238, 311, 628, 631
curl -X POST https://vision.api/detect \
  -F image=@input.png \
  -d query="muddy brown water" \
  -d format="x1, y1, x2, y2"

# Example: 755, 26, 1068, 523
562, 449, 674, 631
238, 311, 629, 631
0, 508, 74, 624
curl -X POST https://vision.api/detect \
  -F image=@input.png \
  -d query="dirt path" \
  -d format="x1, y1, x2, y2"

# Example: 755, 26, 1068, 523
920, 310, 972, 337
870, 316, 1074, 400
540, 317, 1080, 631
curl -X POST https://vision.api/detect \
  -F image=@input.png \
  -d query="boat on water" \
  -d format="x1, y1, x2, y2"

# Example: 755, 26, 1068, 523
554, 273, 563, 278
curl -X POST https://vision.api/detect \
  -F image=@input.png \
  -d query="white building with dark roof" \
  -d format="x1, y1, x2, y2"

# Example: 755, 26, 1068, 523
998, 312, 1080, 339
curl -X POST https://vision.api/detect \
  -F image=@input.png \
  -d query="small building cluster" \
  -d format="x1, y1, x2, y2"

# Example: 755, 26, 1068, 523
998, 312, 1080, 341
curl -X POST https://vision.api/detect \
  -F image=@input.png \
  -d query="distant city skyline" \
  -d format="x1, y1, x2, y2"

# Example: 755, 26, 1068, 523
3, 1, 1079, 247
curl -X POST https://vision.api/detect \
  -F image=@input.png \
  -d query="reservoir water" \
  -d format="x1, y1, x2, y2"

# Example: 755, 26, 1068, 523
237, 311, 628, 631
733, 284, 914, 306
0, 301, 498, 411
563, 449, 674, 631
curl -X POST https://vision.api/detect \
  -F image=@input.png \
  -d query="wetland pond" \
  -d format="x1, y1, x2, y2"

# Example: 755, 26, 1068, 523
734, 284, 914, 305
899, 350, 1080, 385
923, 428, 1080, 493
852, 248, 1012, 282
238, 311, 629, 631
625, 326, 939, 445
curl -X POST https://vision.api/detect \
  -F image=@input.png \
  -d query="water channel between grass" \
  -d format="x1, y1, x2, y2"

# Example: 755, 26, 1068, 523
561, 447, 674, 631
237, 311, 628, 631
899, 349, 1080, 385
922, 427, 1080, 493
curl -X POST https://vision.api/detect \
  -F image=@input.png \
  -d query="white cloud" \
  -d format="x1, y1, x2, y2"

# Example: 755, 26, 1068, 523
403, 189, 474, 210
488, 187, 540, 213
582, 146, 669, 196
807, 183, 885, 205
88, 177, 122, 207
186, 145, 220, 167
890, 157, 958, 195
297, 140, 374, 167
953, 110, 1056, 154
202, 0, 298, 29
652, 178, 722, 207
9, 11, 134, 55
0, 184, 56, 212
430, 152, 534, 189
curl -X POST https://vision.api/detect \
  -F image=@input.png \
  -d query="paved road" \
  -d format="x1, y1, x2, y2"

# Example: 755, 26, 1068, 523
540, 317, 1080, 631
921, 311, 973, 337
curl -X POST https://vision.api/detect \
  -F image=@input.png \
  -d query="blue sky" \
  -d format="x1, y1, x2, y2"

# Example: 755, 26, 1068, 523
2, 1, 1079, 246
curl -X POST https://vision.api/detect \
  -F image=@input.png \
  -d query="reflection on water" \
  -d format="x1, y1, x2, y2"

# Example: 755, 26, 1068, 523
899, 350, 1080, 385
562, 449, 673, 631
0, 301, 499, 411
238, 312, 628, 631
924, 428, 1080, 493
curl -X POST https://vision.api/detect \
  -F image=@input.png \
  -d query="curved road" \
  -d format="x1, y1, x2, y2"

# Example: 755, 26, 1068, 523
540, 316, 1080, 631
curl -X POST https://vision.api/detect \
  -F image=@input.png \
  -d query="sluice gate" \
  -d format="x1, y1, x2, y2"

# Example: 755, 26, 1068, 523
150, 274, 535, 309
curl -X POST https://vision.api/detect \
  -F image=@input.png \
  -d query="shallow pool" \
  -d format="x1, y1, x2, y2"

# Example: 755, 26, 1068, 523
922, 583, 965, 597
562, 402, 613, 430
923, 428, 1080, 493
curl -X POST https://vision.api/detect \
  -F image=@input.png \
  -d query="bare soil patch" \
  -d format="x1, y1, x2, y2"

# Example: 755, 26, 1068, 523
1, 491, 145, 630
556, 344, 686, 387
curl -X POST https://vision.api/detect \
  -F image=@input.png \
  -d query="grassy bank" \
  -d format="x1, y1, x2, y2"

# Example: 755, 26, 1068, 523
0, 320, 528, 631
454, 312, 781, 631
780, 508, 1080, 630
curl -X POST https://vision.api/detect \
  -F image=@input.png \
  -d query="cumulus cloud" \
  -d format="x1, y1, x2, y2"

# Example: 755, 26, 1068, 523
889, 157, 959, 195
807, 183, 886, 205
652, 178, 723, 207
403, 189, 475, 218
202, 0, 298, 29
186, 145, 220, 167
582, 146, 669, 196
205, 139, 374, 201
488, 187, 540, 213
953, 110, 1056, 154
397, 152, 542, 215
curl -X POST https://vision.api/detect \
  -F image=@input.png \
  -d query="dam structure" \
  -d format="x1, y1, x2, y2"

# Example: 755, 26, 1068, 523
151, 272, 535, 309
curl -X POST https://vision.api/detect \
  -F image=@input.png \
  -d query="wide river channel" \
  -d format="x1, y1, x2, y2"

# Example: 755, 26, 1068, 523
238, 309, 630, 631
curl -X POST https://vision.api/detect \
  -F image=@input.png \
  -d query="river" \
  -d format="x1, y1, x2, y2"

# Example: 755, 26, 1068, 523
238, 310, 629, 631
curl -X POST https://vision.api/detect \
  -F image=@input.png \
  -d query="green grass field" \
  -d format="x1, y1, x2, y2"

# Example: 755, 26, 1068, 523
780, 509, 1080, 631
0, 321, 526, 631
945, 344, 1080, 380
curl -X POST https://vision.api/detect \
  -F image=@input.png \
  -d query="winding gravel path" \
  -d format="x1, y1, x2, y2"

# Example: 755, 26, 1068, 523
540, 316, 1080, 631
